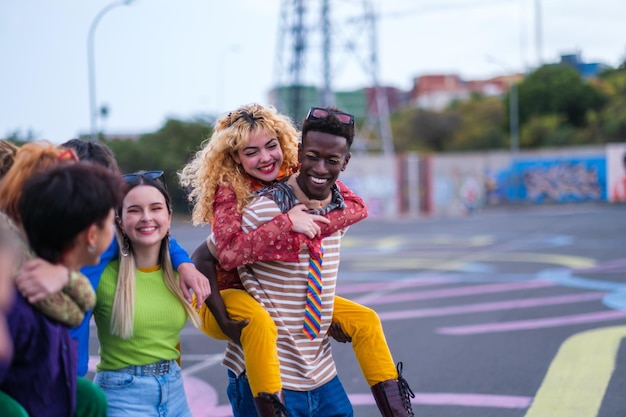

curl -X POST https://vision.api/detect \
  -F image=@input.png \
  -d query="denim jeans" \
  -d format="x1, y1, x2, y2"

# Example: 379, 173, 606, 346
94, 361, 192, 417
227, 370, 353, 417
227, 370, 258, 417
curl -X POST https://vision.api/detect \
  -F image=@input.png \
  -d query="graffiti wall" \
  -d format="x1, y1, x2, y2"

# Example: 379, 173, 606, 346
339, 145, 615, 218
429, 151, 511, 217
503, 157, 606, 203
426, 147, 607, 216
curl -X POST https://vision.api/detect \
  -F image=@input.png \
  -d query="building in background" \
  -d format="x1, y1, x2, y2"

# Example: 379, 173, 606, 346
407, 73, 525, 111
269, 49, 609, 126
559, 52, 610, 78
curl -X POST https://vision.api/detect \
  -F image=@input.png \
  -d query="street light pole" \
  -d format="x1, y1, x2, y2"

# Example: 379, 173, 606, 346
509, 80, 519, 157
87, 0, 134, 140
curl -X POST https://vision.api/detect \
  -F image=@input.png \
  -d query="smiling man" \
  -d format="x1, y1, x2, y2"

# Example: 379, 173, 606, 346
224, 106, 357, 416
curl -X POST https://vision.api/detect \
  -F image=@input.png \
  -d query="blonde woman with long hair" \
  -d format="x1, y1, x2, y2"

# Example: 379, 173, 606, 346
93, 170, 200, 417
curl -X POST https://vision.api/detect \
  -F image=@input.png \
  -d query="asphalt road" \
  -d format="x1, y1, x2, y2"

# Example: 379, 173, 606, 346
89, 202, 626, 417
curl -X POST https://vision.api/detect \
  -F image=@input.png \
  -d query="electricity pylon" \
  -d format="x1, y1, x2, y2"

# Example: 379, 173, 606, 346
272, 0, 394, 155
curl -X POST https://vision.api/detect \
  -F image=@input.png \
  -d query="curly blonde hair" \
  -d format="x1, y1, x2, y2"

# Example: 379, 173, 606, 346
179, 103, 300, 225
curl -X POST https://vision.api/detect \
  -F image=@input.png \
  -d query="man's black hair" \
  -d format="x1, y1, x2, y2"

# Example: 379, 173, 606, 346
301, 107, 355, 149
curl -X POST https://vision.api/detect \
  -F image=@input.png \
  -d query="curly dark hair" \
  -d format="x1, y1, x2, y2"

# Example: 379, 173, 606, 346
301, 106, 355, 149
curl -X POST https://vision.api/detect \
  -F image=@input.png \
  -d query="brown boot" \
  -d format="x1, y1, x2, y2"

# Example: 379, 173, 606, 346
371, 362, 415, 417
253, 391, 289, 417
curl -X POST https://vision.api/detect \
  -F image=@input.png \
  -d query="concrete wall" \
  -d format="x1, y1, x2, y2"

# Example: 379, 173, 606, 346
428, 151, 511, 217
607, 143, 626, 202
339, 154, 399, 218
340, 144, 622, 218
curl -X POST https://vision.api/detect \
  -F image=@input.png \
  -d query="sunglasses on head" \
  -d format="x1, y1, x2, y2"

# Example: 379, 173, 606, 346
306, 107, 354, 125
121, 170, 164, 183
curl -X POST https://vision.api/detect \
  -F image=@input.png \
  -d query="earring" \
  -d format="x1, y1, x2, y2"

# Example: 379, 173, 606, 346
120, 234, 130, 257
87, 244, 95, 253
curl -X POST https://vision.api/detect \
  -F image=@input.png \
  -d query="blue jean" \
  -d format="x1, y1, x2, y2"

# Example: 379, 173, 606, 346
227, 370, 258, 417
94, 361, 192, 417
227, 370, 353, 417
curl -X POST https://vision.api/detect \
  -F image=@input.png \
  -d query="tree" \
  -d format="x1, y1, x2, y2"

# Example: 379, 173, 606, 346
390, 95, 508, 152
594, 65, 626, 142
519, 114, 574, 148
446, 95, 507, 151
102, 117, 213, 214
2, 129, 37, 143
390, 108, 459, 152
517, 64, 607, 130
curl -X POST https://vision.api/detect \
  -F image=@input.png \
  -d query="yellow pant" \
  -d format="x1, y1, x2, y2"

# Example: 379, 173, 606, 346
199, 289, 397, 396
331, 295, 398, 385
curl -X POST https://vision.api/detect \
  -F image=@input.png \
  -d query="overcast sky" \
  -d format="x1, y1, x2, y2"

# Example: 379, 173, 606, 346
2, 0, 625, 142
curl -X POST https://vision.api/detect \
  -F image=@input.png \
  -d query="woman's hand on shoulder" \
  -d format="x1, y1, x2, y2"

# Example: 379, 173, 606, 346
287, 204, 330, 239
15, 259, 69, 303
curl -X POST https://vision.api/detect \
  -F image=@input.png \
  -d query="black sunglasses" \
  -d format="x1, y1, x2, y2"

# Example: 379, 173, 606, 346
306, 107, 354, 125
121, 170, 164, 183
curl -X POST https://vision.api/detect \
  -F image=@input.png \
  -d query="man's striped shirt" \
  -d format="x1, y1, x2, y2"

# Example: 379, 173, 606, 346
223, 194, 344, 391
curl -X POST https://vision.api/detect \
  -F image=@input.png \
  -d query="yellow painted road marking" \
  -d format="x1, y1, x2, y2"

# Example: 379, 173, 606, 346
524, 325, 626, 417
469, 252, 595, 269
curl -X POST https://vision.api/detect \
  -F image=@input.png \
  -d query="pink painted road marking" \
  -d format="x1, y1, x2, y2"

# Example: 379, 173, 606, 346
438, 310, 626, 335
184, 375, 233, 417
337, 276, 461, 294
349, 392, 531, 409
352, 280, 555, 305
184, 379, 532, 416
377, 292, 606, 321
